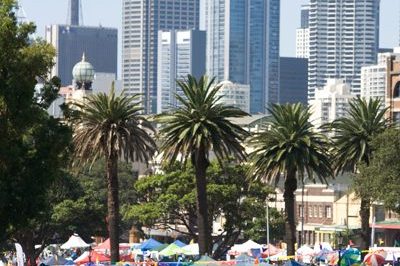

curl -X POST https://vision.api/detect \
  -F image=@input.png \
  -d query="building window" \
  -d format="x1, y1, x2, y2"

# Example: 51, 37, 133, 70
298, 205, 303, 217
309, 206, 313, 217
319, 206, 323, 218
314, 206, 318, 218
394, 82, 400, 98
326, 206, 332, 218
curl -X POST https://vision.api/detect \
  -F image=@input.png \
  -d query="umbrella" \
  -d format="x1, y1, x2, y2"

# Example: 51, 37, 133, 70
61, 234, 90, 249
74, 250, 110, 265
340, 248, 361, 266
140, 238, 163, 251
159, 243, 184, 257
364, 253, 386, 266
41, 256, 71, 266
173, 240, 187, 247
182, 244, 199, 256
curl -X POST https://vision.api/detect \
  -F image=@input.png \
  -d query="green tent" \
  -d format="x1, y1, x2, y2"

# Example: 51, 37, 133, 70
153, 243, 169, 252
194, 255, 217, 266
159, 243, 184, 256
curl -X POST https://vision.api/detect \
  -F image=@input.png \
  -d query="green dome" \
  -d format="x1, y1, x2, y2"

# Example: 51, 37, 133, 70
72, 53, 95, 83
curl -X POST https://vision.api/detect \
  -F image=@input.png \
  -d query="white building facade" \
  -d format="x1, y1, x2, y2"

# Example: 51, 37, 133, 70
296, 5, 310, 59
157, 30, 206, 113
308, 0, 380, 101
310, 79, 354, 129
361, 48, 400, 105
216, 81, 250, 113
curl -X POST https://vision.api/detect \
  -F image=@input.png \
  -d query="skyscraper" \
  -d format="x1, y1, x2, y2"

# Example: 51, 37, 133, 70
205, 0, 280, 114
46, 0, 118, 86
308, 0, 380, 101
279, 57, 308, 105
122, 0, 200, 114
157, 30, 206, 113
296, 5, 310, 58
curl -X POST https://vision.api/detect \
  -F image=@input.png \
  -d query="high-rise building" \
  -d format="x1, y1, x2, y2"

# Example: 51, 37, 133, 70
296, 5, 310, 59
46, 25, 118, 86
385, 51, 400, 122
205, 0, 280, 114
122, 0, 200, 114
46, 0, 117, 86
309, 79, 354, 129
308, 0, 380, 101
279, 57, 308, 105
157, 30, 206, 113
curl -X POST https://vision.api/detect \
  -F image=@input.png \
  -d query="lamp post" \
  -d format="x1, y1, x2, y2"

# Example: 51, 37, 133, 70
266, 197, 270, 257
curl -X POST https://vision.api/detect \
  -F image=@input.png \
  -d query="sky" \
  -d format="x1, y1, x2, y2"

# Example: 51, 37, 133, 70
19, 0, 400, 73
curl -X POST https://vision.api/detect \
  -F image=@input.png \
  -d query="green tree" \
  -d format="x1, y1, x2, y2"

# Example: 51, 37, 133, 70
248, 103, 333, 255
330, 98, 387, 251
123, 161, 285, 259
0, 1, 71, 264
67, 88, 157, 262
356, 128, 400, 214
156, 75, 250, 255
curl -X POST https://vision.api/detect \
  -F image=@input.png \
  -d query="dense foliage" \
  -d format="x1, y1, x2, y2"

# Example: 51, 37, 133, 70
0, 1, 71, 264
123, 162, 285, 259
356, 128, 400, 213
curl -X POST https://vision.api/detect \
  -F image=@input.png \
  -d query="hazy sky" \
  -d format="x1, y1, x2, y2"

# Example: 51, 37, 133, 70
19, 0, 399, 65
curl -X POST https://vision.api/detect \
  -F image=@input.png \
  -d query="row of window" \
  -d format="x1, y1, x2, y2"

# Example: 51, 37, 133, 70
298, 204, 332, 219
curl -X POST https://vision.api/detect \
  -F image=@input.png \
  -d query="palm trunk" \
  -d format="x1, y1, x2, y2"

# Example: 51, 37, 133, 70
106, 155, 120, 263
193, 148, 211, 255
359, 197, 371, 252
283, 169, 297, 256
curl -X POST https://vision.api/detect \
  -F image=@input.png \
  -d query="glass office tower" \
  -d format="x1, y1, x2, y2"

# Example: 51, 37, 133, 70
206, 0, 280, 114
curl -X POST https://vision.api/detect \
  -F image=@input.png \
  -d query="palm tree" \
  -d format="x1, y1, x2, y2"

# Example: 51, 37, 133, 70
156, 75, 250, 255
68, 86, 157, 263
330, 97, 387, 252
248, 103, 333, 256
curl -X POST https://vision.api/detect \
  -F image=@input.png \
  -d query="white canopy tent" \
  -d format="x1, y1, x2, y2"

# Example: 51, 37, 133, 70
182, 244, 199, 256
61, 234, 90, 249
230, 240, 263, 254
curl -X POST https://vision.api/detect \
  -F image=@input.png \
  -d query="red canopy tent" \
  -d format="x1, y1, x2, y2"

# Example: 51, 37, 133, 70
75, 250, 110, 265
94, 238, 131, 253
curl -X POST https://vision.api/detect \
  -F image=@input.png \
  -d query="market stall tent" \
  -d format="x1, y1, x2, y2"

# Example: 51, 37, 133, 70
74, 250, 110, 265
61, 234, 90, 249
182, 244, 199, 256
139, 238, 163, 251
159, 243, 184, 257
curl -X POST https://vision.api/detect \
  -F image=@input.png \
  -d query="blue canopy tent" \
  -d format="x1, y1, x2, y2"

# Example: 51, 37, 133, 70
283, 260, 304, 266
140, 238, 163, 251
173, 240, 187, 247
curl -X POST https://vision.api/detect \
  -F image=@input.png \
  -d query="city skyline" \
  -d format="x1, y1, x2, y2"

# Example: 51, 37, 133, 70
20, 0, 400, 71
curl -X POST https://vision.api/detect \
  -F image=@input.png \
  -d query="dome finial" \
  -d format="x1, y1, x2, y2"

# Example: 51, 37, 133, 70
82, 53, 86, 62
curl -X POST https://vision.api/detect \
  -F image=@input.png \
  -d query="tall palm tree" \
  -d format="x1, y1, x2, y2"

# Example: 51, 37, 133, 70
330, 97, 387, 252
68, 86, 157, 263
248, 103, 333, 256
156, 75, 250, 255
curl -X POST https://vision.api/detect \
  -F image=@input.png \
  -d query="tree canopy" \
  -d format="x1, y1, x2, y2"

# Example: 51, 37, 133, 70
123, 161, 285, 258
